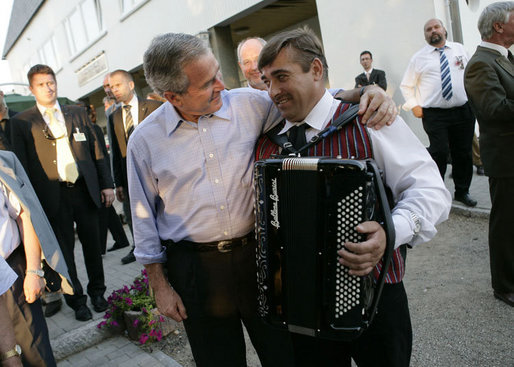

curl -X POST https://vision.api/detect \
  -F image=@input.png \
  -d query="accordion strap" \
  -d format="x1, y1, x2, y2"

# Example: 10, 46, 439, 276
265, 104, 361, 156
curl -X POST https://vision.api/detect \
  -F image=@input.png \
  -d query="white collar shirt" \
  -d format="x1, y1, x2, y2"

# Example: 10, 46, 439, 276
480, 41, 509, 57
279, 91, 451, 250
400, 41, 469, 109
279, 89, 336, 141
37, 101, 66, 132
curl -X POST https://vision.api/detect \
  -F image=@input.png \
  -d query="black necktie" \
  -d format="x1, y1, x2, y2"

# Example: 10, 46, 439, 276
289, 124, 307, 151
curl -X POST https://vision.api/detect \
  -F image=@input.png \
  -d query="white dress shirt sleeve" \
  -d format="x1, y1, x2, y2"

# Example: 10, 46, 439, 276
400, 57, 421, 111
369, 117, 451, 248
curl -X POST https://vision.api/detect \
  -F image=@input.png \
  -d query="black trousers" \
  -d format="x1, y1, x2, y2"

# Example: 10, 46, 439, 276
5, 246, 56, 366
98, 205, 130, 254
48, 179, 105, 309
166, 238, 294, 367
488, 177, 514, 294
291, 282, 412, 367
422, 103, 475, 195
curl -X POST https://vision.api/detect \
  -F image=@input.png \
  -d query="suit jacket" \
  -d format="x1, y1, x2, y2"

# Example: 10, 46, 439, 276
10, 105, 114, 217
0, 150, 72, 294
464, 46, 514, 177
108, 98, 161, 188
354, 69, 387, 91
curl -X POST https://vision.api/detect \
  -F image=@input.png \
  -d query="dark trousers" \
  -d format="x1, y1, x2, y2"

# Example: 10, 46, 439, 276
488, 177, 514, 293
122, 194, 133, 236
5, 246, 56, 366
422, 103, 475, 195
49, 179, 105, 309
98, 205, 130, 254
166, 238, 294, 367
291, 282, 412, 367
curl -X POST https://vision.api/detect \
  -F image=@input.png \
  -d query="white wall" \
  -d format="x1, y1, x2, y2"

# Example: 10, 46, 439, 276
6, 0, 265, 100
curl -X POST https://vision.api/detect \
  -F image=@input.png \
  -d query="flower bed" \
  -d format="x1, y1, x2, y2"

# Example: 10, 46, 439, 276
97, 269, 175, 344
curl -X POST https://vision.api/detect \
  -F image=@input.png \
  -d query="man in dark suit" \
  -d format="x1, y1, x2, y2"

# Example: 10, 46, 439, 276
108, 69, 161, 264
464, 2, 514, 307
10, 64, 115, 321
354, 51, 387, 91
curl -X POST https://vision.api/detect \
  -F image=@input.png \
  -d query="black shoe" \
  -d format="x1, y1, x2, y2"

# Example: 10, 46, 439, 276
91, 295, 109, 312
107, 242, 129, 252
121, 248, 136, 265
454, 193, 477, 207
476, 166, 484, 175
494, 291, 514, 307
44, 299, 62, 317
75, 304, 93, 321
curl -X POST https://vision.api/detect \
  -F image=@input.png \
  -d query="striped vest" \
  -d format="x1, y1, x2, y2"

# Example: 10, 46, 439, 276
255, 102, 405, 284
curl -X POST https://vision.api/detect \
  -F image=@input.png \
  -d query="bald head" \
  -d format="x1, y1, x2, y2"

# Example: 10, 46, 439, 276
424, 18, 447, 47
237, 37, 267, 90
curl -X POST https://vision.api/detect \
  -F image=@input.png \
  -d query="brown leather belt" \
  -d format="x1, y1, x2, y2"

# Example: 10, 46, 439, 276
163, 232, 255, 253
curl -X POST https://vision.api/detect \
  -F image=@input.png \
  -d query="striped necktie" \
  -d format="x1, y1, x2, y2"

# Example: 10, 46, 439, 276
123, 105, 134, 139
437, 47, 453, 101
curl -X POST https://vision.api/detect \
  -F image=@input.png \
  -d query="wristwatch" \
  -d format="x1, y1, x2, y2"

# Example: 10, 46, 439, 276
1, 344, 21, 361
410, 211, 421, 235
26, 269, 45, 277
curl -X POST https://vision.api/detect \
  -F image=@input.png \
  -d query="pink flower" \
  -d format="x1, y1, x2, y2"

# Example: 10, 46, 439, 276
125, 297, 133, 306
158, 315, 165, 323
149, 319, 156, 326
110, 320, 119, 327
139, 333, 149, 344
133, 319, 140, 328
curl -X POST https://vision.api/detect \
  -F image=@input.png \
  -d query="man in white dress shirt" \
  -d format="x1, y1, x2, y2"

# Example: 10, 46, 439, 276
401, 18, 477, 207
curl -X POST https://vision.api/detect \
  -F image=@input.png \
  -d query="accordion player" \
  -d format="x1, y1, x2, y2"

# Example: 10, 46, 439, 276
254, 156, 395, 341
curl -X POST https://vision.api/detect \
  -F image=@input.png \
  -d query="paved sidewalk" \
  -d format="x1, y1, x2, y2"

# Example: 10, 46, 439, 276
444, 164, 491, 216
50, 168, 491, 366
46, 206, 182, 366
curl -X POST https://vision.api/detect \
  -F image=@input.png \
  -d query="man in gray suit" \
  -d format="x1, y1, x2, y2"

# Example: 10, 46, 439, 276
0, 150, 71, 365
464, 1, 514, 307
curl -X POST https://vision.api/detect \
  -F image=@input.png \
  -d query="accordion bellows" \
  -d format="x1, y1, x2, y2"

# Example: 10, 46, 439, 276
254, 157, 395, 341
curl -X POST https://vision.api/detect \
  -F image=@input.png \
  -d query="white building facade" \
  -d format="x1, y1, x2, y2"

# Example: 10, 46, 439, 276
2, 0, 505, 138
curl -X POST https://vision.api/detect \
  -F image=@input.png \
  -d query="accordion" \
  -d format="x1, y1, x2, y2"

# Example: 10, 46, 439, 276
254, 157, 395, 341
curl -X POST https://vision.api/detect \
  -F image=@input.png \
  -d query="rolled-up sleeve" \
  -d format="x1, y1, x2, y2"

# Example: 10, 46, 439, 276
369, 117, 452, 248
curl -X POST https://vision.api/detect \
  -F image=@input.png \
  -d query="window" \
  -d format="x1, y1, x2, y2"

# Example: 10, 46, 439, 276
120, 0, 149, 19
39, 37, 61, 71
64, 0, 103, 56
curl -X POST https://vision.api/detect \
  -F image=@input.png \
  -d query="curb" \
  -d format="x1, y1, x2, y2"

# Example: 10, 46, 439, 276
52, 320, 184, 366
450, 203, 490, 219
51, 320, 113, 361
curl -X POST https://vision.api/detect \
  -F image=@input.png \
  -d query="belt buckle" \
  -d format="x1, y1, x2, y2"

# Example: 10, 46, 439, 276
217, 240, 231, 253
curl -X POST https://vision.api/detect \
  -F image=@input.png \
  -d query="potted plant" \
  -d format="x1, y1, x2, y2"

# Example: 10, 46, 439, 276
97, 269, 175, 344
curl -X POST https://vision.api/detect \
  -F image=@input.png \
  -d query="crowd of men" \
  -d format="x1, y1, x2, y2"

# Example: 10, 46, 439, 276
0, 2, 512, 366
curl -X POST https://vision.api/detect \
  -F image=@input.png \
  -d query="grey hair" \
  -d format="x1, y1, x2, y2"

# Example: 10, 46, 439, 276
143, 33, 210, 96
236, 37, 267, 63
478, 1, 514, 40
